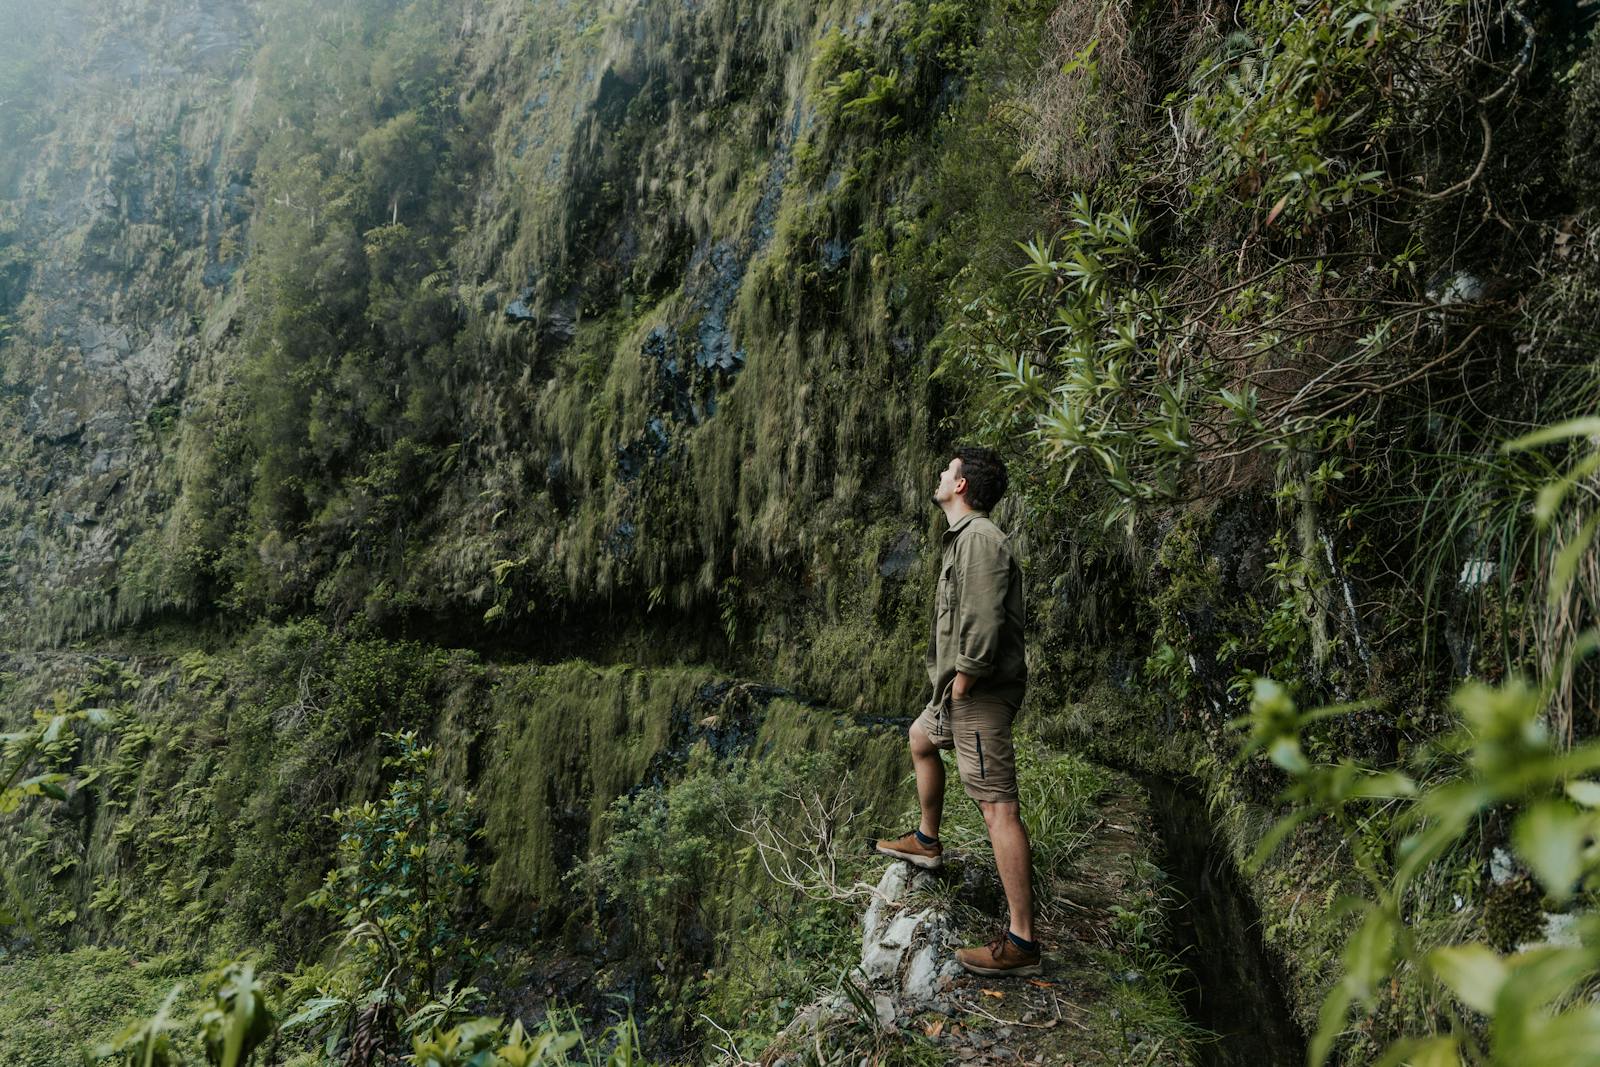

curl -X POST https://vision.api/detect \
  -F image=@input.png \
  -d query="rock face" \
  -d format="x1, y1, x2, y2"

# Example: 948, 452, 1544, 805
0, 0, 952, 692
0, 0, 260, 638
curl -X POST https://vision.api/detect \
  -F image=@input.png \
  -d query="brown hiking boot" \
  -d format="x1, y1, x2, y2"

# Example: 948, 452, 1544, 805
874, 828, 944, 869
956, 931, 1043, 977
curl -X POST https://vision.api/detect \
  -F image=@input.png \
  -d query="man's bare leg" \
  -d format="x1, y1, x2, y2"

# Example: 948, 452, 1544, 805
909, 722, 946, 840
979, 799, 1034, 942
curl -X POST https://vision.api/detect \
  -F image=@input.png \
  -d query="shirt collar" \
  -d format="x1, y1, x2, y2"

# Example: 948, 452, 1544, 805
943, 511, 986, 540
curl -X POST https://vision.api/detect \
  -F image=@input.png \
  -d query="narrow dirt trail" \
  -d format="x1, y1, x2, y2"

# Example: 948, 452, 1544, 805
768, 767, 1201, 1065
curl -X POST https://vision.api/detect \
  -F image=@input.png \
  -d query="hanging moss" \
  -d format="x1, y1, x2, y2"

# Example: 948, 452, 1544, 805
479, 662, 706, 909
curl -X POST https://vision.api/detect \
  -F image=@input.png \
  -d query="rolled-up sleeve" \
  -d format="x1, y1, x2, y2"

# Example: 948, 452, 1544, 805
956, 535, 1010, 677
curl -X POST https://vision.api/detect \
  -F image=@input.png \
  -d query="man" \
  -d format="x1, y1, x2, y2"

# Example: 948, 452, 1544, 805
875, 445, 1038, 977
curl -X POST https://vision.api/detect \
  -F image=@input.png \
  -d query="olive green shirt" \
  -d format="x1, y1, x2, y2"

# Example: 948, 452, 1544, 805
924, 512, 1027, 713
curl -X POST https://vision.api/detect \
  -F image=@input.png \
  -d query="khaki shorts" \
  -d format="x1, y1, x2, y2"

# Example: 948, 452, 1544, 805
912, 693, 1019, 803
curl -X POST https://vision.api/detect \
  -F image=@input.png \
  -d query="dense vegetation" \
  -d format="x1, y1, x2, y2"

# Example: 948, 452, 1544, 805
3, 0, 1600, 1063
936, 1, 1600, 1062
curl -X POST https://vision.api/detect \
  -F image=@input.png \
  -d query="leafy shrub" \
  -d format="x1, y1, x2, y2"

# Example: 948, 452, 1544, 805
305, 731, 487, 1035
407, 1012, 648, 1067
88, 960, 275, 1067
574, 732, 890, 1053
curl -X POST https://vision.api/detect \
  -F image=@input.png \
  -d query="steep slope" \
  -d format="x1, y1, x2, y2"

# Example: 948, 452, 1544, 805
3, 0, 1046, 728
5, 0, 1600, 1063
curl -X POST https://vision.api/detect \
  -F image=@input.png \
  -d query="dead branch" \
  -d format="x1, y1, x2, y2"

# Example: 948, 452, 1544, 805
726, 779, 892, 906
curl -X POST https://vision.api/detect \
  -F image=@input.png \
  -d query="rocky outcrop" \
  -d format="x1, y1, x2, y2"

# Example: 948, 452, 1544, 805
858, 862, 964, 1009
769, 861, 962, 1061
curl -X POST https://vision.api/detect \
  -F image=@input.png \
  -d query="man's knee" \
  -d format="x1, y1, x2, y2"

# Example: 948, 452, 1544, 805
909, 722, 935, 758
978, 799, 1022, 827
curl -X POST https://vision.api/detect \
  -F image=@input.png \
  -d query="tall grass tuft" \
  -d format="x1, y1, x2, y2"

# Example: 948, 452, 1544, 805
921, 732, 1109, 912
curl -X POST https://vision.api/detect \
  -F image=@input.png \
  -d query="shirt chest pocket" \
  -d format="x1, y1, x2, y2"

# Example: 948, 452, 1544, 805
937, 563, 956, 630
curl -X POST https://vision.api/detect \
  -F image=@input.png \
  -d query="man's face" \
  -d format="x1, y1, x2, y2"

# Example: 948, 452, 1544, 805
933, 457, 965, 507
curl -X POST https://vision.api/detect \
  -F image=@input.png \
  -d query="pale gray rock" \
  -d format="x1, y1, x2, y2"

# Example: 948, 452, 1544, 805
768, 859, 962, 1062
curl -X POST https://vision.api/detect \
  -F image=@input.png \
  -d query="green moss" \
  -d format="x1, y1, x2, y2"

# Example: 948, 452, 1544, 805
751, 696, 908, 826
480, 662, 713, 909
0, 948, 204, 1065
1483, 873, 1545, 952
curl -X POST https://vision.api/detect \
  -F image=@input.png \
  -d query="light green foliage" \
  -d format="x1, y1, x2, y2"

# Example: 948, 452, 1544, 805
1505, 418, 1600, 613
66, 958, 277, 1067
1241, 673, 1600, 1066
197, 962, 277, 1067
575, 715, 905, 1054
90, 982, 186, 1067
0, 695, 115, 932
1186, 0, 1400, 229
0, 950, 201, 1065
0, 621, 473, 968
480, 664, 709, 907
407, 1012, 647, 1067
978, 196, 1183, 516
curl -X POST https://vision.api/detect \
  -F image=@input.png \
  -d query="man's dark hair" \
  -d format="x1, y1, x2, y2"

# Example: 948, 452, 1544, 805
953, 445, 1009, 512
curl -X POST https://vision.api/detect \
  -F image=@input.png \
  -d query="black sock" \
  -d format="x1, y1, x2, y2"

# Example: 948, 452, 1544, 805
914, 828, 939, 846
1007, 930, 1037, 952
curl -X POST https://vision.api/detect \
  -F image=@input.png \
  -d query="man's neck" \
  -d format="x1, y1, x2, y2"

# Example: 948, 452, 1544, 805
941, 501, 978, 527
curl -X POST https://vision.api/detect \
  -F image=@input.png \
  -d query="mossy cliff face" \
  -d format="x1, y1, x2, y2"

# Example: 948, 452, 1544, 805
0, 0, 1051, 729
0, 1, 1038, 1051
0, 628, 906, 962
12, 0, 1600, 1060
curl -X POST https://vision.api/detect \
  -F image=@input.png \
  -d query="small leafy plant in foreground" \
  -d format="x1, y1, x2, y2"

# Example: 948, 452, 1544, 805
1241, 673, 1600, 1067
87, 961, 275, 1067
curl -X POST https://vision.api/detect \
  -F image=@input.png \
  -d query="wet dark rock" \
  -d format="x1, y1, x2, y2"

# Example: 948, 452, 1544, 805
639, 680, 793, 789
606, 518, 636, 559
34, 407, 86, 445
691, 240, 746, 372
953, 856, 1005, 915
1206, 502, 1270, 598
645, 417, 668, 451
543, 309, 578, 345
821, 237, 849, 271
627, 99, 802, 439
504, 284, 580, 347
88, 449, 126, 476
201, 260, 237, 288
616, 418, 671, 479
505, 286, 537, 321
877, 531, 920, 578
